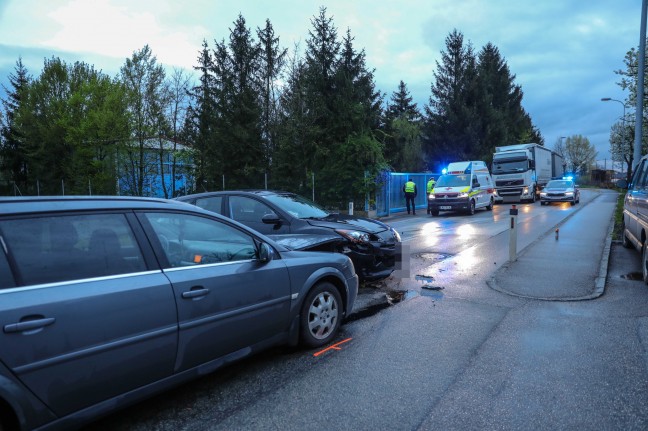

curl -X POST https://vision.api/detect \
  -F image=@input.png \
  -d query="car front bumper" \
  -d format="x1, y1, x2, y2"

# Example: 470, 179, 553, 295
540, 192, 575, 202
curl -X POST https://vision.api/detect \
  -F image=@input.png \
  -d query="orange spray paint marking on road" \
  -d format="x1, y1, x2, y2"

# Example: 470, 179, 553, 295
313, 338, 352, 357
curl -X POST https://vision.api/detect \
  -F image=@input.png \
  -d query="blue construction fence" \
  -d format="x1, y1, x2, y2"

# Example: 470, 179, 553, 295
374, 172, 441, 218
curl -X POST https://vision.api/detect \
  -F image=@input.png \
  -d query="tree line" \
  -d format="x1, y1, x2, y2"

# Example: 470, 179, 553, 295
1, 7, 544, 207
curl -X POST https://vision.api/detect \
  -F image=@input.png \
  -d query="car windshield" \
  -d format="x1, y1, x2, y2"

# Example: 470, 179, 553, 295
546, 180, 573, 188
264, 193, 330, 219
435, 174, 470, 187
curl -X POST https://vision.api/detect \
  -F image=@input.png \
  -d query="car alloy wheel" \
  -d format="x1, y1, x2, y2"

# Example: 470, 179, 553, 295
299, 282, 342, 347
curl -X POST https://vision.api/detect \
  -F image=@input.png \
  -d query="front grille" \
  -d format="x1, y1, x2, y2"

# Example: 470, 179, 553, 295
496, 188, 523, 195
547, 193, 566, 197
496, 179, 524, 187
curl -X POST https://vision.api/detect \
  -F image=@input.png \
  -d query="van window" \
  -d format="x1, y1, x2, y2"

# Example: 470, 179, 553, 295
632, 159, 648, 190
1, 214, 146, 286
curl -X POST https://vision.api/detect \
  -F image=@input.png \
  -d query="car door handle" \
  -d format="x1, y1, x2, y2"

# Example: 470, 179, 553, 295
181, 288, 210, 299
4, 317, 56, 333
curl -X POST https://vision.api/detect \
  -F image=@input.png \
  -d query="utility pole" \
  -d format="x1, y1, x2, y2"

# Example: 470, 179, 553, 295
635, 0, 647, 169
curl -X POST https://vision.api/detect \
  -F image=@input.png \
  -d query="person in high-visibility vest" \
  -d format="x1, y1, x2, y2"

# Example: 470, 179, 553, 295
403, 178, 417, 215
426, 177, 436, 214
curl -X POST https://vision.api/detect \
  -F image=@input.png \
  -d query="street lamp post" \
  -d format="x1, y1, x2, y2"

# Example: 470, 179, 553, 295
601, 97, 629, 175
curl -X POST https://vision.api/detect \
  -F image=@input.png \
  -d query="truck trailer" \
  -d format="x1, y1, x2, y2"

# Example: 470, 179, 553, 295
491, 143, 565, 203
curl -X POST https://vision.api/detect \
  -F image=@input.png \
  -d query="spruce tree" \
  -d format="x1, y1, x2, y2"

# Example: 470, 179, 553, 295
423, 29, 481, 169
212, 14, 264, 189
0, 58, 30, 193
257, 19, 287, 183
383, 80, 423, 171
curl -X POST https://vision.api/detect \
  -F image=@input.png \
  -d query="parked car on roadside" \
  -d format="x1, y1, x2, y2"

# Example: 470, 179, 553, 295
539, 178, 580, 206
176, 190, 402, 282
0, 196, 358, 431
617, 154, 648, 283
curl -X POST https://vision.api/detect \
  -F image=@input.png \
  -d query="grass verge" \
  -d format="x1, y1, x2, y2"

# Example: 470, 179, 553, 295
612, 190, 624, 241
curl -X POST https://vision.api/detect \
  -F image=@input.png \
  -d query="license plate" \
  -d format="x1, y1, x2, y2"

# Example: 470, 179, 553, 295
440, 206, 452, 210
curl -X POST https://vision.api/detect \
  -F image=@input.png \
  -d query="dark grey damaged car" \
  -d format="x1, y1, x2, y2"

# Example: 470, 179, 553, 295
176, 190, 402, 282
0, 196, 358, 431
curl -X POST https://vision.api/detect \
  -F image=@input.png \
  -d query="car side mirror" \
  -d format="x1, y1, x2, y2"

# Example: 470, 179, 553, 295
262, 213, 282, 225
258, 242, 273, 263
616, 179, 628, 189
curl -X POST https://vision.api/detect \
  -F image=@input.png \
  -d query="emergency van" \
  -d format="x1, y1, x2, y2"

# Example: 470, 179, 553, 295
427, 161, 495, 216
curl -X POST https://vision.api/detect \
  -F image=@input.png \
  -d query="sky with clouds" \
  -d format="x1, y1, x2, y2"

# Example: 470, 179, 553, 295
0, 0, 643, 166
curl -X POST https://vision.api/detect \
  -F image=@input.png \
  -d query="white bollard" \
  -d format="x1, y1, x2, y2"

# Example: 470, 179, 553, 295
348, 202, 354, 215
509, 204, 518, 262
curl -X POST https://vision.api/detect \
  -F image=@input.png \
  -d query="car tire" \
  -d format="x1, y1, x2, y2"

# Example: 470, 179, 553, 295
622, 220, 632, 249
570, 199, 575, 206
642, 242, 648, 285
467, 200, 476, 215
299, 282, 342, 348
486, 197, 494, 211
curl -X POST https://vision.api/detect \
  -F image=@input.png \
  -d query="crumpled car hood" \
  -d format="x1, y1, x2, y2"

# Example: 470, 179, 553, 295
306, 214, 389, 233
268, 233, 344, 251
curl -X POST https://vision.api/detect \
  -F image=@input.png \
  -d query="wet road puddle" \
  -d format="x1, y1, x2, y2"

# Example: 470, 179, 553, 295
621, 272, 643, 280
413, 252, 453, 261
415, 274, 445, 291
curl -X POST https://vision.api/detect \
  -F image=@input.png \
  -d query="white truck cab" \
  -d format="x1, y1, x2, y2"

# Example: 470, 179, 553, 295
427, 161, 495, 216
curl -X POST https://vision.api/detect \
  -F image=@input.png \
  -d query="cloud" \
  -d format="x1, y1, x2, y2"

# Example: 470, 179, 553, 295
0, 0, 642, 163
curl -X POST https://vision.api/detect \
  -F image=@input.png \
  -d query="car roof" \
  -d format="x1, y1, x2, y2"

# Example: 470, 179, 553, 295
176, 190, 295, 200
0, 195, 197, 216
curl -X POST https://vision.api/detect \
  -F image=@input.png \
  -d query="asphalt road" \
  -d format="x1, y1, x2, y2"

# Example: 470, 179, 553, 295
87, 189, 648, 431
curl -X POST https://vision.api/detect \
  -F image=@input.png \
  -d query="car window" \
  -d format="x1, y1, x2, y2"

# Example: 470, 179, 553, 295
0, 240, 16, 289
229, 196, 276, 222
263, 193, 329, 218
144, 212, 258, 268
632, 159, 648, 190
195, 196, 223, 214
1, 214, 146, 286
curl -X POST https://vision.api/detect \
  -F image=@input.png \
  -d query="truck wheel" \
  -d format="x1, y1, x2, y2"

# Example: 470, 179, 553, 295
529, 190, 536, 203
431, 210, 439, 216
